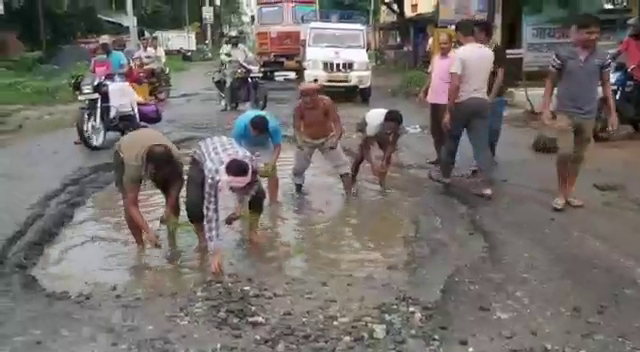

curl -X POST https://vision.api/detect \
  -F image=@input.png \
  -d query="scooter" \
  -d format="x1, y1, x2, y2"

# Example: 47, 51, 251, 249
213, 61, 268, 110
595, 61, 640, 141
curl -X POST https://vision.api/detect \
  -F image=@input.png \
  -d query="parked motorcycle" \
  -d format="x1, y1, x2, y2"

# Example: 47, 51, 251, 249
213, 61, 268, 110
71, 73, 162, 150
595, 61, 640, 141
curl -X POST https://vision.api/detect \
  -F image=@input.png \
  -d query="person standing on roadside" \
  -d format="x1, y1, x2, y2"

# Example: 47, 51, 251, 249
420, 31, 455, 165
232, 110, 283, 204
474, 20, 507, 160
429, 19, 495, 199
185, 136, 265, 274
114, 128, 184, 248
540, 13, 618, 211
292, 83, 352, 195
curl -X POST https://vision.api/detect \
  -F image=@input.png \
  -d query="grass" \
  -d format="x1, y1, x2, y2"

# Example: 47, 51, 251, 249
0, 61, 88, 106
166, 54, 188, 73
391, 69, 428, 97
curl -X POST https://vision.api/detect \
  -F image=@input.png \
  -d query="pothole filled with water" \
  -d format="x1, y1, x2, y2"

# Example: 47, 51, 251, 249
32, 145, 417, 295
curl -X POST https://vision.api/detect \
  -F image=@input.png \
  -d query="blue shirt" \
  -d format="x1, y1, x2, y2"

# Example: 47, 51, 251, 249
231, 110, 282, 148
108, 50, 128, 73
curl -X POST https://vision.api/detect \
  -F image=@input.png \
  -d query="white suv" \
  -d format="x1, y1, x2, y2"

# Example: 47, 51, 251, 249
303, 22, 372, 104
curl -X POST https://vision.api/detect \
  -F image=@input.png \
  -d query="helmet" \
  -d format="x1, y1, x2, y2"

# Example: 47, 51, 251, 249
628, 17, 640, 36
98, 35, 111, 44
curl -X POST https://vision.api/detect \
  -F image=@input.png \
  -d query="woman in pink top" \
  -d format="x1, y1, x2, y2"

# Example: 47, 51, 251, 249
420, 32, 454, 164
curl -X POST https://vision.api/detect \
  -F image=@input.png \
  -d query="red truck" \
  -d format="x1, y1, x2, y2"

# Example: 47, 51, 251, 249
254, 0, 316, 79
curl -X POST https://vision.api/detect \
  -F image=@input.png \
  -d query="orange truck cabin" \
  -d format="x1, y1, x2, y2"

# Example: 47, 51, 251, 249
255, 0, 316, 76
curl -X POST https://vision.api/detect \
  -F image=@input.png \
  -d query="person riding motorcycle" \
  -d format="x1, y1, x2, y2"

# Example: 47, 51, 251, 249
611, 17, 640, 82
219, 30, 254, 111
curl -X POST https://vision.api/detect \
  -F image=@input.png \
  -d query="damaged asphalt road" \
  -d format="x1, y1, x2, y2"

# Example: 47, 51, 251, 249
1, 64, 640, 352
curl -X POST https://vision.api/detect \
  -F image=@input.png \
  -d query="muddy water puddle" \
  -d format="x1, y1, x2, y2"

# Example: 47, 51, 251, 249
33, 145, 418, 296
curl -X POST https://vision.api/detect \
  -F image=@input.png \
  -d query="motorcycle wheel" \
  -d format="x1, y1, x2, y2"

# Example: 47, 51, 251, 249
76, 107, 107, 150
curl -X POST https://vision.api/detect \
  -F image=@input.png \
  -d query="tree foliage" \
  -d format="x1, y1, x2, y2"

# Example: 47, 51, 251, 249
2, 0, 105, 54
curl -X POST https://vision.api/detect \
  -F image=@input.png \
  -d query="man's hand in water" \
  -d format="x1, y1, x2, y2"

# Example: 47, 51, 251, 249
224, 212, 242, 226
143, 231, 161, 248
210, 249, 224, 275
378, 164, 388, 188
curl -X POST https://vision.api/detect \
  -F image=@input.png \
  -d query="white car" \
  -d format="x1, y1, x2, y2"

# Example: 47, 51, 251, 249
303, 22, 372, 104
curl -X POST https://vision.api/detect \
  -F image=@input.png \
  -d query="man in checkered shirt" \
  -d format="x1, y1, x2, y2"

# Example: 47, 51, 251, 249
185, 136, 265, 274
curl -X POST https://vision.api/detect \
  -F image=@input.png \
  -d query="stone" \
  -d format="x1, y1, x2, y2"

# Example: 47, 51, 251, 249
500, 330, 515, 339
372, 324, 387, 339
248, 316, 267, 325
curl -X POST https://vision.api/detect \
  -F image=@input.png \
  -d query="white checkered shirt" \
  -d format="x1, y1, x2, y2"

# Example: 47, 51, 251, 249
192, 136, 256, 251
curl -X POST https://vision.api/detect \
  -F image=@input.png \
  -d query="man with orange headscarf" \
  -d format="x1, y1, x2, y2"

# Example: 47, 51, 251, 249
292, 83, 352, 195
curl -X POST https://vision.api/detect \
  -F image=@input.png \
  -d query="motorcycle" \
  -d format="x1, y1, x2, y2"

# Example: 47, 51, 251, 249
213, 61, 268, 110
595, 61, 640, 141
71, 73, 162, 150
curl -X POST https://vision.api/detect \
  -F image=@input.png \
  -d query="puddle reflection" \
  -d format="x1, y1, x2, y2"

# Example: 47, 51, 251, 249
33, 146, 416, 295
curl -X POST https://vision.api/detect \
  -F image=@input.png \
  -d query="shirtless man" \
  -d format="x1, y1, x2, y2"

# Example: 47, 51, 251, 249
292, 83, 352, 195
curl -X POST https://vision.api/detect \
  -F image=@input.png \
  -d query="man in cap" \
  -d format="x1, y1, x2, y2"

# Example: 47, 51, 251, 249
219, 30, 254, 111
292, 83, 352, 195
185, 136, 265, 274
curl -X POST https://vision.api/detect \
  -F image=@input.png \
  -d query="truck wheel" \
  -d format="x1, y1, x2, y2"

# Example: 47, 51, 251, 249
359, 87, 371, 105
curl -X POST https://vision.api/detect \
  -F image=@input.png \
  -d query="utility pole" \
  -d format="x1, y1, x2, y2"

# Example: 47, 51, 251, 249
126, 0, 138, 49
206, 0, 212, 48
185, 0, 190, 28
37, 0, 46, 53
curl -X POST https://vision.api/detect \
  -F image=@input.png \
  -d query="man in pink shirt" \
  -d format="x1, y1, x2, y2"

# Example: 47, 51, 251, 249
420, 32, 454, 164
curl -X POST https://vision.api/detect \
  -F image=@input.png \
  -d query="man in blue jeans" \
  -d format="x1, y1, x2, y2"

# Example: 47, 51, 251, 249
232, 110, 283, 204
475, 20, 507, 159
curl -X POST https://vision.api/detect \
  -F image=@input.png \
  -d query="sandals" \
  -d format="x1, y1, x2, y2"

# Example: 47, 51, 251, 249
552, 196, 585, 211
428, 170, 451, 185
473, 188, 493, 199
552, 197, 566, 211
566, 197, 585, 208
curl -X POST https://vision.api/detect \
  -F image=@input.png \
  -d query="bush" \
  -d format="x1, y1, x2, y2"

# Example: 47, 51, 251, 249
393, 69, 428, 97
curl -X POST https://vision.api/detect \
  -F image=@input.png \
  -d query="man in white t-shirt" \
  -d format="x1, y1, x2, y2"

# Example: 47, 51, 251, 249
429, 19, 495, 199
351, 108, 404, 190
134, 37, 158, 69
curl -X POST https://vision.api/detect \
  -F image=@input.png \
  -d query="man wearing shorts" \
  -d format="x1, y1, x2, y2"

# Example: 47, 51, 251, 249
351, 108, 404, 190
292, 83, 352, 195
232, 110, 282, 204
113, 128, 184, 248
185, 136, 265, 274
541, 13, 618, 211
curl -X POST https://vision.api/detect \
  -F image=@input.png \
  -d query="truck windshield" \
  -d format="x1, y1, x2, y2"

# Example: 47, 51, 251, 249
258, 5, 284, 25
308, 28, 364, 48
294, 5, 317, 23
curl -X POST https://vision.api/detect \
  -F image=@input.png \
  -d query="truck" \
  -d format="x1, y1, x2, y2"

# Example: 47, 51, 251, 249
254, 0, 317, 79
